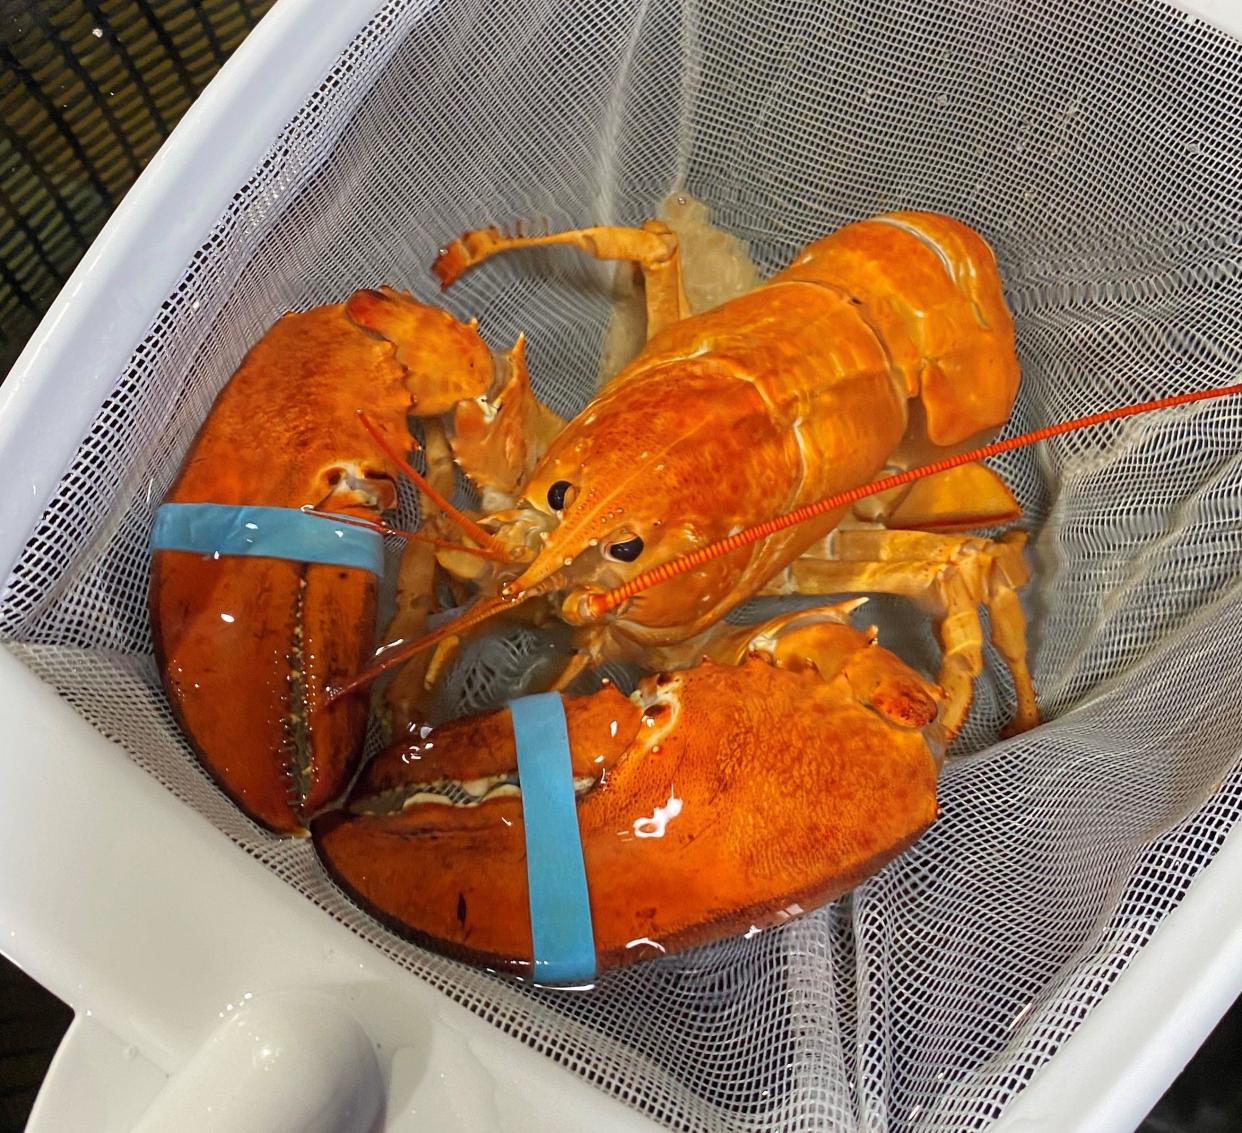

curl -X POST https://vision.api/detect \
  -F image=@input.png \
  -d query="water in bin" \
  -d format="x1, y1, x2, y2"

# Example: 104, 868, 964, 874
3, 1, 1242, 1130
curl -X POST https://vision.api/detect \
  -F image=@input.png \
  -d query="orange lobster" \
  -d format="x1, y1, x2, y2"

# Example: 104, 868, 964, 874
149, 206, 1239, 980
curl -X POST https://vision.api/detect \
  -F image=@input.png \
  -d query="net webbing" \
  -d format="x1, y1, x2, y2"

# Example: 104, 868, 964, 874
3, 2, 1242, 1129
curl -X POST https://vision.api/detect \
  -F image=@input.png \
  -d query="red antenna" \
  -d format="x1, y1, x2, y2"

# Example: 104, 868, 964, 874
357, 410, 503, 554
583, 382, 1242, 618
327, 380, 1242, 703
302, 509, 507, 560
325, 568, 569, 703
326, 592, 524, 702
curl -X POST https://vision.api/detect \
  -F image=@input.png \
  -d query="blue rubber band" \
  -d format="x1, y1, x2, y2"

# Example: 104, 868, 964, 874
509, 692, 596, 985
151, 503, 384, 576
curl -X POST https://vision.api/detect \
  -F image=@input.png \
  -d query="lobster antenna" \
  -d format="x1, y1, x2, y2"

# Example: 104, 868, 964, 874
356, 410, 504, 554
584, 381, 1242, 619
301, 509, 508, 561
327, 593, 517, 702
326, 568, 570, 703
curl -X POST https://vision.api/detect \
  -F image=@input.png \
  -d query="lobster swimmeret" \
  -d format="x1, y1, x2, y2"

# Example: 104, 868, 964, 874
148, 205, 1240, 980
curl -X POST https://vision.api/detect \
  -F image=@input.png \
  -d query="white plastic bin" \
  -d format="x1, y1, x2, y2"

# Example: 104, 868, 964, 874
3, 1, 1242, 1129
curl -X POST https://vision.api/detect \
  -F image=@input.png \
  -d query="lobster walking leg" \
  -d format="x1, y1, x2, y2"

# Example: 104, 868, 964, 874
983, 532, 1038, 737
381, 421, 459, 737
765, 528, 1038, 739
434, 221, 690, 336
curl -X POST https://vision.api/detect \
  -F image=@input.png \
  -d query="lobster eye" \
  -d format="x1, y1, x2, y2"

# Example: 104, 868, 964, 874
547, 480, 573, 511
607, 535, 644, 562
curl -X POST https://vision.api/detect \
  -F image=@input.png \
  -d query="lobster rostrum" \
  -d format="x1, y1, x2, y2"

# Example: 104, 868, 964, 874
149, 204, 1241, 981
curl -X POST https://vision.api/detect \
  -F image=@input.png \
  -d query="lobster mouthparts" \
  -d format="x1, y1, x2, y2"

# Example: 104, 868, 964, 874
313, 644, 942, 979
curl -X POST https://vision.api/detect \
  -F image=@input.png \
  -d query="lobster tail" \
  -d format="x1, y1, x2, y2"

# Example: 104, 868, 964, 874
773, 211, 1020, 447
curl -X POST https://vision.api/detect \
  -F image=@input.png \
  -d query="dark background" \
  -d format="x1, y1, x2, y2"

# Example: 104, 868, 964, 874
0, 1, 1238, 1129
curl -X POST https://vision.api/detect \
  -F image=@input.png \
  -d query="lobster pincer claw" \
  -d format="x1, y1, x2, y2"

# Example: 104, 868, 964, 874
151, 547, 379, 836
150, 291, 497, 835
312, 630, 942, 981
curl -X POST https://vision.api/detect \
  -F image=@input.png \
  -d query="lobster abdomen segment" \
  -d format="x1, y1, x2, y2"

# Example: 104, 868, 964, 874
773, 212, 1020, 447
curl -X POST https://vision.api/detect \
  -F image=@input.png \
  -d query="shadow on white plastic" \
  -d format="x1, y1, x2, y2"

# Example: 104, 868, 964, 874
129, 990, 382, 1133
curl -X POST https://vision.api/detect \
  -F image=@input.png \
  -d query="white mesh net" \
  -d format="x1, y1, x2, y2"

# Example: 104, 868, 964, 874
4, 1, 1242, 1128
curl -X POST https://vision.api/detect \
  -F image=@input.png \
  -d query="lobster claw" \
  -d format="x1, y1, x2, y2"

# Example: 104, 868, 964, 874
312, 628, 942, 979
150, 292, 496, 834
151, 553, 378, 835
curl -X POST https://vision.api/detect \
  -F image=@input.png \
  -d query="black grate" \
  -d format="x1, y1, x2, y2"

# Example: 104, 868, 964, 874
0, 0, 276, 376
